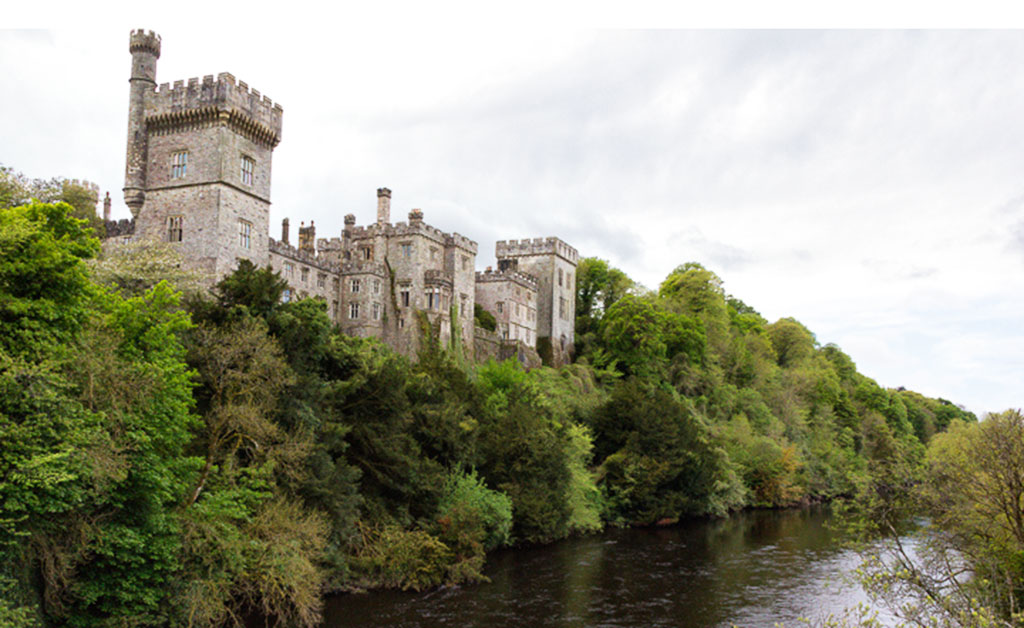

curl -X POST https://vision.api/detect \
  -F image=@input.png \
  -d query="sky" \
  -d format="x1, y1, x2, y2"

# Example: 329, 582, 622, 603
3, 5, 1023, 417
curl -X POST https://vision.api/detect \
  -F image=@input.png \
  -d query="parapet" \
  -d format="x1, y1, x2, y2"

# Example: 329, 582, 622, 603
268, 238, 340, 273
340, 260, 388, 277
445, 232, 478, 254
475, 268, 539, 291
148, 72, 283, 147
67, 179, 100, 193
496, 236, 579, 265
129, 29, 161, 57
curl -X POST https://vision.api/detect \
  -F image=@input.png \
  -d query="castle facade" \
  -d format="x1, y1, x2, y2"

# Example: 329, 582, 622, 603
115, 29, 576, 365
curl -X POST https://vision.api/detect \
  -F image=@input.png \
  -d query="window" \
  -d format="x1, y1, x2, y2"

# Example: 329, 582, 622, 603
350, 279, 361, 293
372, 279, 381, 295
399, 317, 405, 329
427, 291, 437, 309
333, 278, 339, 291
516, 303, 520, 317
460, 294, 467, 316
430, 247, 438, 261
331, 300, 338, 317
372, 302, 381, 320
167, 215, 183, 242
400, 290, 410, 307
401, 243, 412, 259
497, 302, 503, 314
349, 303, 360, 319
567, 272, 573, 288
558, 268, 563, 287
317, 273, 326, 288
241, 156, 254, 185
502, 330, 509, 340
462, 255, 470, 271
282, 289, 291, 303
361, 246, 372, 260
284, 262, 294, 278
238, 219, 252, 249
171, 151, 188, 179
559, 297, 566, 319
301, 267, 309, 283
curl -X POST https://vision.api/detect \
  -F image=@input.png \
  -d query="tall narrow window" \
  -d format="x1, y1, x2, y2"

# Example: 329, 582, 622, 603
372, 279, 381, 295
401, 243, 412, 259
361, 246, 372, 260
167, 215, 183, 242
349, 303, 360, 319
241, 156, 255, 185
317, 273, 326, 288
372, 303, 381, 320
238, 219, 252, 249
350, 279, 361, 293
171, 151, 188, 179
400, 290, 410, 307
558, 268, 563, 287
301, 267, 309, 283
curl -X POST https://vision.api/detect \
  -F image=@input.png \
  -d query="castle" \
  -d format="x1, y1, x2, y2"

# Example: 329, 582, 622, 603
112, 29, 578, 365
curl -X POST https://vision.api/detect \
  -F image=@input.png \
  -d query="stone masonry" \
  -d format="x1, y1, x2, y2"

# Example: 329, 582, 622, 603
113, 29, 577, 365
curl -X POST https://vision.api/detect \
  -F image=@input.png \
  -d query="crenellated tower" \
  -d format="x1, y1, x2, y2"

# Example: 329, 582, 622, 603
124, 29, 160, 214
121, 29, 284, 279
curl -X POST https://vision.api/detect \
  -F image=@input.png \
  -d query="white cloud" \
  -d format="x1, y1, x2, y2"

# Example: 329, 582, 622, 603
3, 27, 1024, 417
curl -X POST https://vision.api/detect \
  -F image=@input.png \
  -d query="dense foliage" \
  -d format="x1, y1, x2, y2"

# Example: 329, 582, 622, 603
0, 199, 985, 627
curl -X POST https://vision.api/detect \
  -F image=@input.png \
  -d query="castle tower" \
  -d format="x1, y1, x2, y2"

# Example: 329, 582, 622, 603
123, 30, 284, 279
495, 237, 579, 366
124, 29, 160, 215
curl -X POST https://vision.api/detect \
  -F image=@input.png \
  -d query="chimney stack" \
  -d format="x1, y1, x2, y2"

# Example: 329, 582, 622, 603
298, 220, 316, 254
102, 192, 111, 222
282, 217, 290, 244
377, 187, 391, 225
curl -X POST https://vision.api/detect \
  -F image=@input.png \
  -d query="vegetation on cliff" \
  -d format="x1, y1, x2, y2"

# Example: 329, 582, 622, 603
2, 199, 1007, 628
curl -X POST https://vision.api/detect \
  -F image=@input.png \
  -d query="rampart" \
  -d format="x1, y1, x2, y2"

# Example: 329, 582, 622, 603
496, 237, 579, 264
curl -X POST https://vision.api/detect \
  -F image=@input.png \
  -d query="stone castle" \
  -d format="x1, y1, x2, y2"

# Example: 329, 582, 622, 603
111, 29, 578, 365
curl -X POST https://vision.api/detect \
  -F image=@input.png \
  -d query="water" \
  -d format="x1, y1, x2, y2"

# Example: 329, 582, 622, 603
323, 506, 887, 627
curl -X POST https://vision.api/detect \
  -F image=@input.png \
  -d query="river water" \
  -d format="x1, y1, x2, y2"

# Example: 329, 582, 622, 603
323, 506, 890, 627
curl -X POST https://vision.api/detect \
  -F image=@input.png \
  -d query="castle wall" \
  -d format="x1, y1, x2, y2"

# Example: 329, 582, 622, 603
475, 269, 538, 345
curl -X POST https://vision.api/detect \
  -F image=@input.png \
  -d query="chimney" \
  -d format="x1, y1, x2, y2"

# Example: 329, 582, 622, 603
298, 220, 316, 254
281, 218, 290, 244
409, 208, 423, 224
377, 187, 391, 224
102, 192, 111, 222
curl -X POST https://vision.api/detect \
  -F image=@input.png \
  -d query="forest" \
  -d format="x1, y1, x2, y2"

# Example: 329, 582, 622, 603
0, 173, 1018, 627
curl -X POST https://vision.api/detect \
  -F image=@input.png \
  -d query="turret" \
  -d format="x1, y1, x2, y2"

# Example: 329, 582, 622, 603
281, 217, 290, 244
123, 29, 161, 216
377, 187, 391, 225
103, 192, 111, 221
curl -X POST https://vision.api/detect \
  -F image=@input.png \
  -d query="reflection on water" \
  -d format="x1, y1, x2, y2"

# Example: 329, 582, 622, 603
323, 506, 884, 627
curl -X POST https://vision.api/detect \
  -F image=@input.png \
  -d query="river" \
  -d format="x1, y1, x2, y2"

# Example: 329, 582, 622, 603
323, 506, 893, 627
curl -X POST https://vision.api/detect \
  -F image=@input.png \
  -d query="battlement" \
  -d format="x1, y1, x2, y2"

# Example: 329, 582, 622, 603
475, 268, 539, 291
129, 29, 161, 57
269, 238, 340, 273
340, 260, 387, 276
148, 72, 283, 147
496, 237, 579, 264
67, 179, 100, 193
317, 237, 344, 252
445, 232, 479, 254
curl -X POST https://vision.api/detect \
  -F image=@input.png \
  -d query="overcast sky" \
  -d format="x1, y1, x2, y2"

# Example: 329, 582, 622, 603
2, 15, 1022, 417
